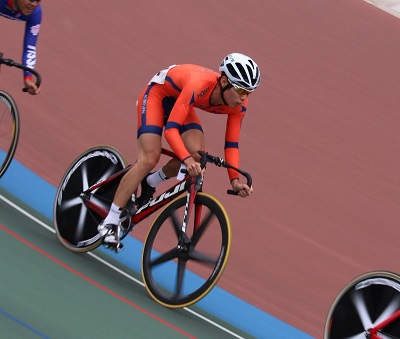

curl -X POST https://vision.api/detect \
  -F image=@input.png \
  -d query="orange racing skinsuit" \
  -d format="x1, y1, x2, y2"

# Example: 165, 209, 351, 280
136, 64, 248, 182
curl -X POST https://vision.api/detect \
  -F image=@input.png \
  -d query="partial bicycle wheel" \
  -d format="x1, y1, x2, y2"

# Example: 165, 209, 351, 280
54, 146, 126, 252
142, 192, 231, 308
324, 270, 400, 339
0, 90, 20, 179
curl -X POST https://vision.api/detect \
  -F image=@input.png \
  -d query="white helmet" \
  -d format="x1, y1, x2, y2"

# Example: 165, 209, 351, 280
219, 53, 261, 92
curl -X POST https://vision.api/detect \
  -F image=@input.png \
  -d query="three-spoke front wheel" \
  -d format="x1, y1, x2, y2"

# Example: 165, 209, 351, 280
142, 192, 231, 308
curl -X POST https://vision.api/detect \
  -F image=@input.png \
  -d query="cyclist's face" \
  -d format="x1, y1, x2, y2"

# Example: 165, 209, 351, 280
229, 86, 249, 106
221, 77, 249, 107
224, 87, 249, 107
16, 0, 41, 16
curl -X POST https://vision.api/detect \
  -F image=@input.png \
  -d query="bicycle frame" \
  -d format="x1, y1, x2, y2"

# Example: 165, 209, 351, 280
82, 165, 195, 224
80, 148, 203, 237
366, 310, 400, 339
55, 145, 252, 307
63, 146, 251, 250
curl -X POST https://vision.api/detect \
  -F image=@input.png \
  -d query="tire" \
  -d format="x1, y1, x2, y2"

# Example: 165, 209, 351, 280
0, 90, 20, 179
324, 270, 400, 338
54, 146, 126, 252
142, 192, 231, 308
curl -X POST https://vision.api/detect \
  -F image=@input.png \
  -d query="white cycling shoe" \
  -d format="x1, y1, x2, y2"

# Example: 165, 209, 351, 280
97, 222, 123, 250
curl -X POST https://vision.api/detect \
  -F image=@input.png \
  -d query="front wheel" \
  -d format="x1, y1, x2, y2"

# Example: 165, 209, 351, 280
142, 192, 231, 308
54, 146, 126, 252
324, 270, 400, 338
0, 90, 20, 179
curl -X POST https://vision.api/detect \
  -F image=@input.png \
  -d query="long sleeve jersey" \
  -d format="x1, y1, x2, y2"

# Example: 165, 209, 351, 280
149, 64, 248, 181
0, 0, 42, 79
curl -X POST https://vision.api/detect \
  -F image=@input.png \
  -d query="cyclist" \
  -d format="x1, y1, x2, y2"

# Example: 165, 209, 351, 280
98, 53, 261, 246
0, 0, 42, 95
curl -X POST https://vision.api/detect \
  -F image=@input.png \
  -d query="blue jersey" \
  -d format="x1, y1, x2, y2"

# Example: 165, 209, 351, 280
0, 0, 42, 78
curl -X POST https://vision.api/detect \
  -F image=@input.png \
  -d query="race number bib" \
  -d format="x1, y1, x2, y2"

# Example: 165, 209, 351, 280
148, 65, 177, 84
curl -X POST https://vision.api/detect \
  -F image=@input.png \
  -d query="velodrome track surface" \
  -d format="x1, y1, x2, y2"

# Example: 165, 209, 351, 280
0, 161, 312, 338
1, 1, 400, 338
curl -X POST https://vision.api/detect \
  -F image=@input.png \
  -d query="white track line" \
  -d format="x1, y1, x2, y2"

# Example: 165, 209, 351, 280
0, 193, 245, 339
364, 0, 400, 18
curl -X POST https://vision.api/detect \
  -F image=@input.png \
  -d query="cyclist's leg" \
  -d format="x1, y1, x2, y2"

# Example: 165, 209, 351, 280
158, 110, 205, 179
180, 118, 205, 161
99, 135, 162, 246
161, 128, 205, 178
113, 134, 162, 207
101, 84, 164, 228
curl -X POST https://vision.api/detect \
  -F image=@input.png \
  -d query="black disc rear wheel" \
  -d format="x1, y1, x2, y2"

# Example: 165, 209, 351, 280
54, 146, 126, 252
325, 271, 400, 338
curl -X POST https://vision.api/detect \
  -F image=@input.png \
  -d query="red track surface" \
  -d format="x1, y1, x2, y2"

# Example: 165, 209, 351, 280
2, 1, 400, 337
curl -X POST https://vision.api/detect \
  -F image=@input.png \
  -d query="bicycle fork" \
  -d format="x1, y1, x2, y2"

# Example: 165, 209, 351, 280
365, 309, 400, 338
177, 174, 203, 252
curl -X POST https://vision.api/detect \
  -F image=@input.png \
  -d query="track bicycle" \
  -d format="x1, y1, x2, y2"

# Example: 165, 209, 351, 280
54, 146, 252, 308
324, 270, 400, 339
0, 52, 41, 178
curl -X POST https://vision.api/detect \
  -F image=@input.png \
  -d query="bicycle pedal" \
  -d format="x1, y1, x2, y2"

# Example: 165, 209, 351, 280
115, 242, 124, 253
104, 241, 124, 253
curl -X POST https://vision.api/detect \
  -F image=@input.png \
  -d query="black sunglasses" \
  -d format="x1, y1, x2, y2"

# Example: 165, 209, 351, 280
28, 0, 41, 3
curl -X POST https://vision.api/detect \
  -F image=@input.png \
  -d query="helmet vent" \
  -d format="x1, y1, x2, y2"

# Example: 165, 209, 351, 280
219, 53, 261, 91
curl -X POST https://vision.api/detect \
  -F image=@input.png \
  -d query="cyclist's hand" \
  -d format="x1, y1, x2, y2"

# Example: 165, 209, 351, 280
231, 179, 253, 197
183, 157, 203, 177
24, 78, 40, 95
